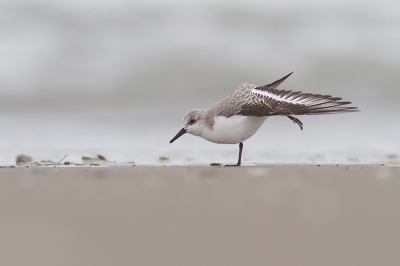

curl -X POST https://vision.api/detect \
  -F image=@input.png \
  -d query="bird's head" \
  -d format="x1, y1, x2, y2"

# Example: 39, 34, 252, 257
170, 109, 206, 143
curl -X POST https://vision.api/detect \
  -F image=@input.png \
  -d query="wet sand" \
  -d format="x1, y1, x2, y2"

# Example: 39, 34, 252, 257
1, 164, 399, 266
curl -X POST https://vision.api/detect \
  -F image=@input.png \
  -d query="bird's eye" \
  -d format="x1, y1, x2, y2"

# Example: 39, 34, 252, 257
189, 119, 195, 125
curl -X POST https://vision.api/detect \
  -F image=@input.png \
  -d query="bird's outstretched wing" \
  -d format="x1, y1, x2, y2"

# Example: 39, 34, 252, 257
239, 73, 358, 117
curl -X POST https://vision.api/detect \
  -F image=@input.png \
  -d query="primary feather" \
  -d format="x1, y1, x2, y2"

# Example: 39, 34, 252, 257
238, 72, 358, 117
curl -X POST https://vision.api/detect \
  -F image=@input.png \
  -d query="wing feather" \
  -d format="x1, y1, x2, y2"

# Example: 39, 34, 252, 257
238, 73, 358, 117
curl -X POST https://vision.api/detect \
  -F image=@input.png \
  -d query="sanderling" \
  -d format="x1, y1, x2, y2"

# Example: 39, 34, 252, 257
170, 73, 358, 166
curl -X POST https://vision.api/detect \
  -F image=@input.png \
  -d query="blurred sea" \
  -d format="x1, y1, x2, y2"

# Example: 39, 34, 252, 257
0, 0, 399, 165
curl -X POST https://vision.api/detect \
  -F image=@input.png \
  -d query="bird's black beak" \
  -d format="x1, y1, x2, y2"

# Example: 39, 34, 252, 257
170, 128, 187, 143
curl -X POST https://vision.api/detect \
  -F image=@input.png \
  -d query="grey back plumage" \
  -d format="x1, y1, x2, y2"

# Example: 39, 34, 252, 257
200, 82, 255, 129
207, 82, 256, 118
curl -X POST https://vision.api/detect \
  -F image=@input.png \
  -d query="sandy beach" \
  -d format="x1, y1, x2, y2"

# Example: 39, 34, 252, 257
2, 1, 400, 265
1, 164, 399, 266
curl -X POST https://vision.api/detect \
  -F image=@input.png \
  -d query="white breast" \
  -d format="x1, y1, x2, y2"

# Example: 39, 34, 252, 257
201, 115, 268, 144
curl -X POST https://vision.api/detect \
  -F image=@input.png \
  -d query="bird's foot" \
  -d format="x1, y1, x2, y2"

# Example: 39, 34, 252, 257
225, 163, 241, 167
287, 115, 303, 130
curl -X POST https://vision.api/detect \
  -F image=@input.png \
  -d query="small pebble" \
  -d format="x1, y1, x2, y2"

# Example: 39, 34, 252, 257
16, 154, 33, 164
159, 157, 170, 163
97, 155, 107, 161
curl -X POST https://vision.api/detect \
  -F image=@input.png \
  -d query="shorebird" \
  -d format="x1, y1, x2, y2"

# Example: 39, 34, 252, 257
170, 73, 358, 166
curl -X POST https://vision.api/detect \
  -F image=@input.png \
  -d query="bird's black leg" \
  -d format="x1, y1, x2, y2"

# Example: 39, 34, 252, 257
225, 142, 243, 167
287, 116, 303, 130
